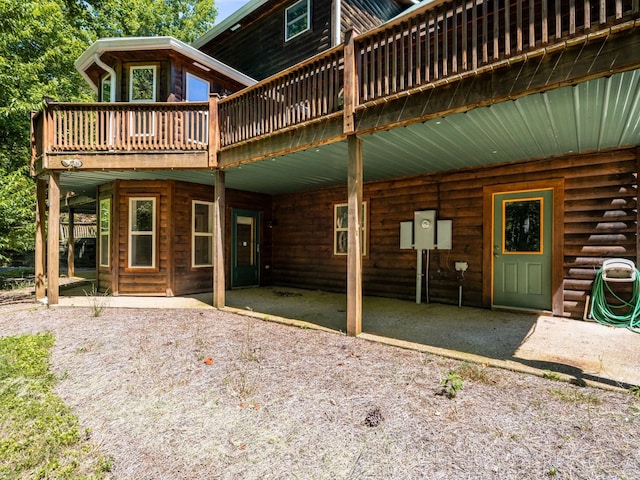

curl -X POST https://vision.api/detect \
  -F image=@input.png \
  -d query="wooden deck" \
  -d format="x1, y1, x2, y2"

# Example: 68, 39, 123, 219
31, 0, 640, 172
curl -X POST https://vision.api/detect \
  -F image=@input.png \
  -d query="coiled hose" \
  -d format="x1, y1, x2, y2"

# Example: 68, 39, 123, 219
589, 267, 640, 333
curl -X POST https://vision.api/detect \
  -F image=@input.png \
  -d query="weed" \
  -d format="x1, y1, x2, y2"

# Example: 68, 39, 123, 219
629, 385, 640, 399
438, 371, 463, 398
83, 284, 109, 317
543, 370, 563, 381
456, 361, 494, 384
550, 388, 601, 405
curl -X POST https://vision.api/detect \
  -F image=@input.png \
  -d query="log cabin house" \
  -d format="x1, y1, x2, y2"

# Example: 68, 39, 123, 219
31, 0, 640, 334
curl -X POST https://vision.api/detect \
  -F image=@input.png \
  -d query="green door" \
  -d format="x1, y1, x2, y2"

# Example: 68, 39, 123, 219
493, 189, 553, 310
232, 209, 260, 287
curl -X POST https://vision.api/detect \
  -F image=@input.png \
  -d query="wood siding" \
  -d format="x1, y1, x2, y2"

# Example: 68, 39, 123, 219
200, 0, 333, 81
271, 148, 638, 319
96, 179, 273, 296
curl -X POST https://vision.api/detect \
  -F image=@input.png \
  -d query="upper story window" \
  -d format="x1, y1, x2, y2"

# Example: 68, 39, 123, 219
285, 0, 310, 41
101, 75, 112, 102
129, 66, 157, 102
186, 73, 210, 102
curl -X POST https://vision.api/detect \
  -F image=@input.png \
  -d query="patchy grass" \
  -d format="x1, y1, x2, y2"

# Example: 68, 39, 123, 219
0, 333, 112, 479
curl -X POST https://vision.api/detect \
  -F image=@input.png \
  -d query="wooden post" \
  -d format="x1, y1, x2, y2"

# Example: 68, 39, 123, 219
343, 29, 357, 134
47, 172, 60, 304
347, 135, 363, 336
213, 170, 226, 308
35, 178, 47, 300
67, 207, 75, 278
208, 94, 220, 168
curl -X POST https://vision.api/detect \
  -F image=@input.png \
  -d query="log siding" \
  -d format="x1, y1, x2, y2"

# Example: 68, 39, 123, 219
271, 148, 638, 319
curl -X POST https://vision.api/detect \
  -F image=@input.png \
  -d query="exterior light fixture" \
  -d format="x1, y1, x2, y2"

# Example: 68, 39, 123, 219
61, 158, 83, 169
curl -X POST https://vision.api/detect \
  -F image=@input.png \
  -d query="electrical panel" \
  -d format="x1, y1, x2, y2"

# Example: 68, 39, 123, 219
437, 220, 452, 250
414, 210, 436, 250
400, 221, 413, 249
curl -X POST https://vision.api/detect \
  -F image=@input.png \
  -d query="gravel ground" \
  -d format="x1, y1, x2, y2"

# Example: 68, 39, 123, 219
1, 293, 639, 480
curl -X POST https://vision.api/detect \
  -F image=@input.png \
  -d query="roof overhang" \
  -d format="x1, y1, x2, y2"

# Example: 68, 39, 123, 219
75, 36, 257, 92
192, 0, 272, 48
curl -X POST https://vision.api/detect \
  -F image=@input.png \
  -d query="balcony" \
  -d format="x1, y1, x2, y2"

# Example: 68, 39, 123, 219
32, 0, 640, 173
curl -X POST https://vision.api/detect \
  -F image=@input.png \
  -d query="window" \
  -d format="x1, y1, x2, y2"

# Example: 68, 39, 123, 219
186, 73, 210, 102
185, 73, 210, 144
192, 201, 214, 267
99, 198, 111, 267
101, 75, 112, 102
502, 197, 543, 254
334, 202, 367, 255
128, 198, 156, 268
129, 66, 157, 102
285, 0, 310, 41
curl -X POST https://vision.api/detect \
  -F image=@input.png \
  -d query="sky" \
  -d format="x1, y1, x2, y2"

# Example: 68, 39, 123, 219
216, 0, 252, 23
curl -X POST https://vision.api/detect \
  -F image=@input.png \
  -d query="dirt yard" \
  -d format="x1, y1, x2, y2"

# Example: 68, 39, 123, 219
1, 294, 639, 479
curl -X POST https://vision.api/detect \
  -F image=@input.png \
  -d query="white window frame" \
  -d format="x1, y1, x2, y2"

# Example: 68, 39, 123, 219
129, 65, 157, 136
192, 200, 214, 267
128, 197, 156, 269
334, 202, 367, 256
100, 74, 112, 103
99, 197, 111, 268
129, 65, 157, 102
285, 0, 310, 41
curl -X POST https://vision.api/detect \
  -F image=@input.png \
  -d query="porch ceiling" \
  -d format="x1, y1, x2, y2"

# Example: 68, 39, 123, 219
58, 69, 640, 201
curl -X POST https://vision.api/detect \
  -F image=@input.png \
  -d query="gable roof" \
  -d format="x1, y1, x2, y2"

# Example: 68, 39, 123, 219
75, 36, 257, 92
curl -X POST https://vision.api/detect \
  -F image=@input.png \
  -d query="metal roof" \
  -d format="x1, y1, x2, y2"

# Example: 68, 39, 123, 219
57, 68, 640, 202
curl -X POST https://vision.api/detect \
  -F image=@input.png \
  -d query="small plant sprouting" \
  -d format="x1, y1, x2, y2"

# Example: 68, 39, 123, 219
543, 370, 563, 382
630, 385, 640, 399
84, 284, 110, 317
438, 371, 463, 399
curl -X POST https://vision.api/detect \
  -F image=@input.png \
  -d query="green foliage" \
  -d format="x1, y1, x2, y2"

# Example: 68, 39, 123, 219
0, 333, 109, 478
630, 385, 640, 399
438, 371, 463, 399
82, 0, 218, 43
0, 167, 36, 264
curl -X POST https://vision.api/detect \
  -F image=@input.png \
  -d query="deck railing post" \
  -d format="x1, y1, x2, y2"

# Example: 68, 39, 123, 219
209, 94, 220, 168
343, 28, 357, 134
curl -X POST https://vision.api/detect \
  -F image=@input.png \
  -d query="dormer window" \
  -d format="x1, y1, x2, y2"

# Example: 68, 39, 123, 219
285, 0, 310, 41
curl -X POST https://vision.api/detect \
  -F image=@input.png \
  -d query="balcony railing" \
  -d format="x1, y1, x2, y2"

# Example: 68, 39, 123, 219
32, 0, 639, 162
32, 102, 210, 158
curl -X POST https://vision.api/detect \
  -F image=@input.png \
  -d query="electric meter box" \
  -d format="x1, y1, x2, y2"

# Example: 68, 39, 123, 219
414, 210, 436, 250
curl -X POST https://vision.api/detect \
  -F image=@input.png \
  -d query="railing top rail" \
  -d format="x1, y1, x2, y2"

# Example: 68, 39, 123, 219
45, 101, 210, 109
219, 43, 345, 106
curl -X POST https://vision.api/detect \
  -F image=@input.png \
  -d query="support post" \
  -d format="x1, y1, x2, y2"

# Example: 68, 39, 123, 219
35, 178, 47, 300
347, 135, 363, 336
208, 94, 220, 168
213, 170, 226, 308
343, 29, 357, 135
47, 172, 60, 304
67, 207, 75, 278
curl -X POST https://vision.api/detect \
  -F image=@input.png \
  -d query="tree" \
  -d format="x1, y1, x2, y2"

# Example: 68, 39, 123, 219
0, 0, 218, 264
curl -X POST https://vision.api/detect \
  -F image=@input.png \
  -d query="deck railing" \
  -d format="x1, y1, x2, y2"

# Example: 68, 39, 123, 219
32, 0, 639, 159
33, 102, 210, 157
356, 0, 640, 104
218, 46, 344, 147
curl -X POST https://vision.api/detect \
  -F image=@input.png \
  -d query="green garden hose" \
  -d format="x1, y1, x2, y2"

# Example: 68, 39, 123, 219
589, 267, 640, 334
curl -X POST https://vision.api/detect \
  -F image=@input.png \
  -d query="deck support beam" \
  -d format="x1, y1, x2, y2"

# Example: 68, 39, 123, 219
346, 135, 363, 336
67, 207, 75, 278
213, 169, 226, 308
47, 172, 60, 305
35, 178, 47, 300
